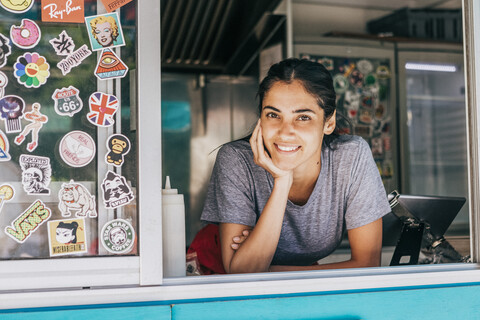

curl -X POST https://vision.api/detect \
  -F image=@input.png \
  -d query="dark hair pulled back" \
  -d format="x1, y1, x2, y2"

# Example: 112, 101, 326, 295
258, 58, 344, 148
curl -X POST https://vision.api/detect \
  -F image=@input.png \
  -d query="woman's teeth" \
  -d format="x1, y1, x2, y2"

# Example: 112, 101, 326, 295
277, 145, 299, 152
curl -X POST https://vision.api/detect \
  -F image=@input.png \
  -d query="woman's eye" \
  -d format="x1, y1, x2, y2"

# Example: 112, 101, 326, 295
266, 112, 279, 119
297, 115, 311, 121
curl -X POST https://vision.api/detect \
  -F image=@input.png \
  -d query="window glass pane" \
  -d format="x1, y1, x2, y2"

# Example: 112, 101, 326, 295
0, 0, 138, 259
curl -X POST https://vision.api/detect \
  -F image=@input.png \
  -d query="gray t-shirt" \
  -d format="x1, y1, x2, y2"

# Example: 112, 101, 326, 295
201, 135, 391, 266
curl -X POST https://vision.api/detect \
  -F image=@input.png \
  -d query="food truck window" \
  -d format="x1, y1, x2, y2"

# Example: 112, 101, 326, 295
0, 0, 163, 291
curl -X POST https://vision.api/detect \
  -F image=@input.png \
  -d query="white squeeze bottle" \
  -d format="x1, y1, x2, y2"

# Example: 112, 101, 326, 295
162, 176, 186, 277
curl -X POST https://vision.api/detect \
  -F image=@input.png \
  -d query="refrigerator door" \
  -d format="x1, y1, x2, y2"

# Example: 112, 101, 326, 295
398, 47, 468, 235
295, 39, 398, 193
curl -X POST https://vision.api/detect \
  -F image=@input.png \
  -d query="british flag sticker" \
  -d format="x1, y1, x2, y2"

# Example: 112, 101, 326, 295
87, 92, 119, 127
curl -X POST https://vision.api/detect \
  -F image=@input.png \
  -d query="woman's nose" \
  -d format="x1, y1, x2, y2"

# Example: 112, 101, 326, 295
278, 120, 295, 136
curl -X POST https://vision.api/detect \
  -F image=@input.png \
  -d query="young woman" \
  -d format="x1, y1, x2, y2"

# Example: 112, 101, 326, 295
201, 58, 391, 274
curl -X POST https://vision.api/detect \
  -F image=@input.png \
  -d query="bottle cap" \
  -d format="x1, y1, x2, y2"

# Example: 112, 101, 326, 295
162, 176, 178, 195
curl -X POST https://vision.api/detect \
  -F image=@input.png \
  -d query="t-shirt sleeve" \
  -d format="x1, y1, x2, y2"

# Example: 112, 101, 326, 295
200, 143, 257, 227
344, 138, 391, 230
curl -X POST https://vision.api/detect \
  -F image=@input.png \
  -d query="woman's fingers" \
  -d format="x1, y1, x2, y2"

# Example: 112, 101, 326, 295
231, 230, 251, 250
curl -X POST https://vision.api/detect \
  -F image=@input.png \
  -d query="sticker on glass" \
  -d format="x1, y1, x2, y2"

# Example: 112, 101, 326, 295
317, 57, 334, 71
87, 92, 119, 127
56, 44, 92, 76
0, 71, 8, 98
333, 74, 348, 94
52, 86, 83, 117
376, 65, 391, 79
0, 95, 25, 134
47, 218, 88, 257
85, 12, 125, 51
95, 48, 128, 80
101, 0, 133, 12
5, 199, 51, 243
59, 130, 96, 167
14, 52, 50, 88
10, 19, 41, 49
0, 33, 11, 68
102, 170, 133, 209
101, 219, 135, 254
105, 134, 130, 167
58, 180, 97, 218
49, 30, 75, 56
0, 0, 34, 13
349, 69, 364, 88
42, 0, 84, 23
356, 59, 374, 75
0, 184, 14, 213
0, 129, 11, 161
20, 154, 51, 195
14, 102, 48, 152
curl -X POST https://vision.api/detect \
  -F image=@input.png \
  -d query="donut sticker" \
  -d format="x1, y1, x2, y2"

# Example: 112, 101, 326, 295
0, 95, 25, 134
52, 86, 83, 117
19, 154, 51, 195
0, 0, 34, 13
0, 71, 8, 98
95, 48, 128, 80
10, 19, 41, 49
85, 12, 125, 51
47, 218, 87, 257
105, 134, 130, 167
5, 200, 51, 244
59, 131, 96, 168
14, 53, 50, 88
0, 129, 11, 161
87, 92, 119, 127
14, 102, 48, 152
0, 33, 11, 68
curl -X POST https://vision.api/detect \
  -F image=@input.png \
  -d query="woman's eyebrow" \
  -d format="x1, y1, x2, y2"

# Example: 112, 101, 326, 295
263, 106, 316, 114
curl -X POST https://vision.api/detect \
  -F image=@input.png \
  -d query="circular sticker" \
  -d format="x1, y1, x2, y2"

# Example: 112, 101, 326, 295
59, 131, 96, 167
0, 0, 34, 13
376, 65, 391, 79
356, 59, 373, 75
101, 219, 135, 254
349, 69, 364, 88
333, 74, 349, 94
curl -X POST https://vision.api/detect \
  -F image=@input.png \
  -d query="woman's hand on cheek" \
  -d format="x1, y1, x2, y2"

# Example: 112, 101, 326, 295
250, 120, 293, 182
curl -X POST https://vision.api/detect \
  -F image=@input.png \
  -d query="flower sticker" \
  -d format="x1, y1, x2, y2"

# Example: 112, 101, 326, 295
14, 52, 50, 88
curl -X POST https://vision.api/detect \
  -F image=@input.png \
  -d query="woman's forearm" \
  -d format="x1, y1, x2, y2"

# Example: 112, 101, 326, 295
228, 176, 291, 273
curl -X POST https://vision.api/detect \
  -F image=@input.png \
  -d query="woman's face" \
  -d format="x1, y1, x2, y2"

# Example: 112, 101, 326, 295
260, 80, 334, 172
95, 21, 114, 47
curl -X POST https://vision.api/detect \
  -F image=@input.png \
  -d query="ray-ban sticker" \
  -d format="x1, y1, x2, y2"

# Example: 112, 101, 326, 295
19, 154, 51, 195
52, 86, 83, 117
5, 199, 51, 243
14, 102, 48, 152
101, 219, 135, 254
47, 218, 87, 257
58, 180, 97, 218
105, 134, 130, 167
0, 184, 14, 213
59, 131, 96, 167
42, 0, 84, 23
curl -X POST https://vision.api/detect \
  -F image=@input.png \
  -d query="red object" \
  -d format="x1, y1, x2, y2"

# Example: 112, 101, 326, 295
187, 224, 226, 275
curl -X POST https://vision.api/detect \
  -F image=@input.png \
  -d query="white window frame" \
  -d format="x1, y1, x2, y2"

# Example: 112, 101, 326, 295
2, 0, 480, 310
0, 0, 162, 292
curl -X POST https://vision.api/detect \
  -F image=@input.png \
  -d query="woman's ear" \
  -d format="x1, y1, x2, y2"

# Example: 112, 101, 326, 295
323, 110, 336, 135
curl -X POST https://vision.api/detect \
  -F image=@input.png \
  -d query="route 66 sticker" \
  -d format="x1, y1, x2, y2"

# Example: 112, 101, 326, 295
52, 86, 83, 117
